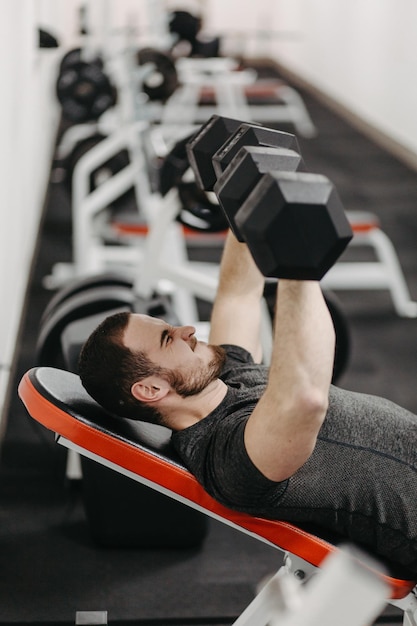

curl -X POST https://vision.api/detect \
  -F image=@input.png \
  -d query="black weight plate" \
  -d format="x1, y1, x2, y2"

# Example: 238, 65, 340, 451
137, 47, 178, 101
40, 272, 134, 326
59, 48, 82, 73
168, 10, 201, 44
177, 182, 228, 232
159, 132, 194, 196
57, 60, 116, 122
36, 286, 135, 368
263, 282, 350, 383
323, 290, 351, 383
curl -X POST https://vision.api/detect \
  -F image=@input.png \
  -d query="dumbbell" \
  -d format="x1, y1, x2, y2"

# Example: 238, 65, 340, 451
214, 145, 305, 240
187, 115, 306, 239
187, 115, 353, 280
186, 116, 305, 239
187, 115, 297, 191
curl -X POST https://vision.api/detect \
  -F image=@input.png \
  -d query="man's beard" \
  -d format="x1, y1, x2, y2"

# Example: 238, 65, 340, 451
165, 344, 226, 397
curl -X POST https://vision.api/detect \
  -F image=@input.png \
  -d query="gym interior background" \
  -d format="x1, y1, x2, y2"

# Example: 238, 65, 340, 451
2, 0, 417, 624
4, 0, 417, 435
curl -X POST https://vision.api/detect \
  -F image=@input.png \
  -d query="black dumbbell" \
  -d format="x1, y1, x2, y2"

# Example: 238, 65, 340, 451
187, 115, 297, 192
213, 145, 305, 241
186, 116, 248, 190
235, 170, 353, 280
187, 115, 353, 280
211, 122, 300, 180
187, 115, 305, 239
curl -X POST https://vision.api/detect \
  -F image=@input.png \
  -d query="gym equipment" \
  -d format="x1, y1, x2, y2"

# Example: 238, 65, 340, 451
37, 286, 132, 368
176, 182, 228, 232
322, 211, 417, 317
63, 134, 135, 209
186, 116, 417, 310
137, 47, 179, 102
163, 56, 317, 136
36, 287, 179, 369
80, 451, 208, 548
39, 271, 134, 326
214, 145, 305, 240
187, 116, 353, 280
168, 10, 220, 59
168, 10, 202, 47
188, 119, 305, 237
236, 171, 353, 280
211, 123, 301, 182
51, 100, 417, 321
186, 115, 249, 191
59, 308, 209, 549
38, 271, 350, 386
158, 131, 229, 233
56, 55, 117, 123
40, 305, 208, 549
318, 291, 351, 382
18, 366, 417, 625
59, 47, 84, 74
186, 115, 298, 192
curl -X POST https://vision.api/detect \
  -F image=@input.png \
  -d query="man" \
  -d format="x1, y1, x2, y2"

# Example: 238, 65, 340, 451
79, 231, 417, 579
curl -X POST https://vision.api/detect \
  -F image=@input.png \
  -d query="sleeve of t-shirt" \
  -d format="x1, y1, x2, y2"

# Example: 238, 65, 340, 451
198, 410, 288, 514
172, 344, 287, 513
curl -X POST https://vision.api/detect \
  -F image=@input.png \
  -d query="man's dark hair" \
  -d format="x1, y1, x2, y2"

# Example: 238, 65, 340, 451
78, 311, 164, 424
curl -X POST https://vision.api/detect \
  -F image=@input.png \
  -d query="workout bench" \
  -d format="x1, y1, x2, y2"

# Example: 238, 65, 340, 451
18, 367, 417, 626
323, 211, 417, 318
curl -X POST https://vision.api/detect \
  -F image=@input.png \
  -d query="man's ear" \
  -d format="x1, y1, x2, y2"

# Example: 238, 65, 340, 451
131, 376, 170, 404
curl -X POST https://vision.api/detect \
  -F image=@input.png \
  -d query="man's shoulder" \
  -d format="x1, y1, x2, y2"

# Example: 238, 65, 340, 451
221, 344, 255, 365
220, 344, 268, 387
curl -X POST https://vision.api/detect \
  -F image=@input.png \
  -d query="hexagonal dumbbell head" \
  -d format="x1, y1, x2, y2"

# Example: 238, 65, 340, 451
235, 171, 353, 280
213, 145, 306, 241
212, 124, 300, 179
186, 115, 245, 191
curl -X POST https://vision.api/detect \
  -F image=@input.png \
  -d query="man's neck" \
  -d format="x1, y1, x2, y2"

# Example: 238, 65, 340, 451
164, 378, 228, 431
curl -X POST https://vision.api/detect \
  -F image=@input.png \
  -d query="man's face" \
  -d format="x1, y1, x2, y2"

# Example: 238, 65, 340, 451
123, 314, 225, 396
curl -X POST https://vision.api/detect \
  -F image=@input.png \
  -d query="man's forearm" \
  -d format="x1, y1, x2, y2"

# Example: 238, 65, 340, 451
244, 279, 336, 481
216, 231, 265, 300
271, 280, 335, 396
209, 231, 265, 359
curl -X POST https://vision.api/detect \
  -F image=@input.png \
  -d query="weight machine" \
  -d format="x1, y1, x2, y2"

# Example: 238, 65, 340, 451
18, 365, 417, 626
48, 109, 417, 319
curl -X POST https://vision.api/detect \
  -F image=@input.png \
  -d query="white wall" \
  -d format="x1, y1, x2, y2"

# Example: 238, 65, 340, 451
0, 0, 63, 438
205, 0, 417, 160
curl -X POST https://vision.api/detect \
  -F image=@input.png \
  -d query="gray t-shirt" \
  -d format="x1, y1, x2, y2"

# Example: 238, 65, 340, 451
172, 345, 417, 577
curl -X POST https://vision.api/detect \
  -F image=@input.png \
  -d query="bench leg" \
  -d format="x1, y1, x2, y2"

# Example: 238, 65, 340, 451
233, 547, 388, 626
391, 591, 417, 626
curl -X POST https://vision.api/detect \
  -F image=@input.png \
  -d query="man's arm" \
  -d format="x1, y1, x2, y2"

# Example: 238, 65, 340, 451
244, 279, 335, 481
209, 231, 265, 362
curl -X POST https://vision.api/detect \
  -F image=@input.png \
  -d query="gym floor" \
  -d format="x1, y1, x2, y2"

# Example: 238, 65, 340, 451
2, 63, 417, 624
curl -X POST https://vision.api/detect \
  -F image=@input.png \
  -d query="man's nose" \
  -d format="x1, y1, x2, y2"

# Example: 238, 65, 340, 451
178, 325, 196, 341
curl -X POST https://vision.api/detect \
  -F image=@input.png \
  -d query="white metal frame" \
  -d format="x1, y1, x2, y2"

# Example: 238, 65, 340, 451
158, 56, 317, 138
323, 213, 417, 318
47, 118, 417, 321
54, 31, 317, 162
